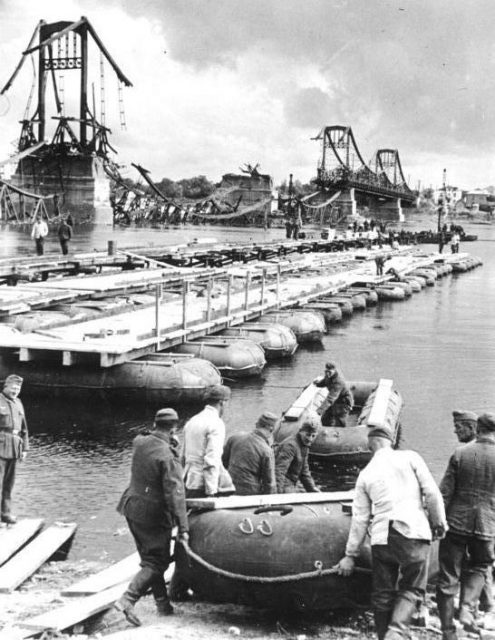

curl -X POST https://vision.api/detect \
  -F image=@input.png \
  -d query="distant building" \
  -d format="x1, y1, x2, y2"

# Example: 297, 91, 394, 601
434, 184, 462, 205
218, 166, 274, 216
464, 188, 490, 207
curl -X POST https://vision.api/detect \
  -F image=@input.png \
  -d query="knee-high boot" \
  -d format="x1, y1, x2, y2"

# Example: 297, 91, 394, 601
374, 610, 392, 640
384, 596, 418, 640
115, 566, 156, 627
459, 569, 486, 633
436, 590, 458, 640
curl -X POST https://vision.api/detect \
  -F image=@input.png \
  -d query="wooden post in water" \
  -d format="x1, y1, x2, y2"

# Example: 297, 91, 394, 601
226, 275, 233, 318
206, 278, 212, 325
244, 271, 251, 311
107, 240, 116, 256
182, 280, 189, 331
276, 264, 281, 306
260, 268, 266, 311
155, 283, 162, 350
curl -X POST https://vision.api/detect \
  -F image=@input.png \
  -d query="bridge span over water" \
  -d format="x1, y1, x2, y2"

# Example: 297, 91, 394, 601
312, 126, 418, 220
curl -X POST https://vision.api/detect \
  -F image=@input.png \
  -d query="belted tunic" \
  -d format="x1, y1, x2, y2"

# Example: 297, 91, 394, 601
0, 392, 29, 459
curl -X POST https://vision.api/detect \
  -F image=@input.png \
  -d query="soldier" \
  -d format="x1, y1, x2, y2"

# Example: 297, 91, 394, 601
115, 408, 189, 627
182, 385, 234, 498
437, 413, 495, 638
274, 413, 321, 493
0, 374, 28, 525
222, 411, 278, 495
335, 426, 446, 640
314, 361, 354, 427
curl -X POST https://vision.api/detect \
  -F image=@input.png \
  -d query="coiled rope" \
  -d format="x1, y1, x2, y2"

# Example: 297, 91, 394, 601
179, 540, 370, 583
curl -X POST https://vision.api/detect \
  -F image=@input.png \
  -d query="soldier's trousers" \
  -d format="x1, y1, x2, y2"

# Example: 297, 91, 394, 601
0, 458, 16, 517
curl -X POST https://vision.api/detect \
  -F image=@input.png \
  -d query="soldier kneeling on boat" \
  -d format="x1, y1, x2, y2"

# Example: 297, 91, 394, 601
314, 361, 353, 427
115, 408, 189, 627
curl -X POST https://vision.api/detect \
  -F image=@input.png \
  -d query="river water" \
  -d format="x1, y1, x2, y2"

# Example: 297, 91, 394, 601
1, 217, 493, 562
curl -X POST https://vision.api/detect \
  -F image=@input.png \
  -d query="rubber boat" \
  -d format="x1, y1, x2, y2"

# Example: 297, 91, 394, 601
176, 490, 439, 612
375, 284, 406, 301
316, 296, 353, 317
175, 491, 373, 611
260, 310, 325, 344
172, 337, 266, 378
298, 302, 343, 326
274, 378, 403, 466
347, 287, 379, 305
0, 353, 221, 404
219, 322, 298, 359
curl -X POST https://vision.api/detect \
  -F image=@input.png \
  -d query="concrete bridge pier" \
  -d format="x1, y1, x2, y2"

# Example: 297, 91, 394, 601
335, 188, 357, 217
376, 197, 404, 222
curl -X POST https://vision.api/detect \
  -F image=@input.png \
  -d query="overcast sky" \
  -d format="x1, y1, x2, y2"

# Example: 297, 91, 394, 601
0, 0, 494, 189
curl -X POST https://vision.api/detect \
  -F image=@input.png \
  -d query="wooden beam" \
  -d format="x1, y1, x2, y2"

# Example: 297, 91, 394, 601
0, 522, 77, 593
0, 518, 44, 567
62, 351, 74, 366
186, 490, 355, 511
17, 581, 126, 636
367, 378, 393, 427
61, 552, 139, 597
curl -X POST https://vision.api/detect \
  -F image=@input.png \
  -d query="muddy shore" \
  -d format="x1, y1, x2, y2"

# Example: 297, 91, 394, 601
0, 557, 465, 640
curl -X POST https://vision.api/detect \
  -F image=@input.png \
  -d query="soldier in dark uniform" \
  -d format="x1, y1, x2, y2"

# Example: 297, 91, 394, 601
314, 361, 354, 427
115, 408, 189, 627
0, 374, 28, 524
274, 413, 321, 493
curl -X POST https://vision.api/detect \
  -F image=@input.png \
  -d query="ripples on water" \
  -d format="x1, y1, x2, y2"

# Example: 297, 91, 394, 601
2, 219, 494, 559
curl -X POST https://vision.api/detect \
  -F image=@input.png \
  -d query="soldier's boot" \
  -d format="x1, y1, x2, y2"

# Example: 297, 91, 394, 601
459, 571, 486, 634
155, 596, 174, 615
115, 566, 156, 627
384, 596, 418, 640
374, 609, 392, 640
436, 591, 458, 640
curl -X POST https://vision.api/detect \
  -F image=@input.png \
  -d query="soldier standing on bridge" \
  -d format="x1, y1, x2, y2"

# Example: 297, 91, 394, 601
31, 214, 49, 256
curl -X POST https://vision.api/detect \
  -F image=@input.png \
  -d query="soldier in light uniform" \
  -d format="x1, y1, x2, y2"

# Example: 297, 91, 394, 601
0, 374, 28, 525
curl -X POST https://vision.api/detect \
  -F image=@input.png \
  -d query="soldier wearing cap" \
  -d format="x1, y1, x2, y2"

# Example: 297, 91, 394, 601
222, 411, 278, 495
115, 407, 188, 627
0, 374, 28, 525
452, 409, 478, 444
314, 361, 353, 427
274, 411, 321, 493
437, 412, 495, 638
335, 425, 446, 640
181, 385, 234, 498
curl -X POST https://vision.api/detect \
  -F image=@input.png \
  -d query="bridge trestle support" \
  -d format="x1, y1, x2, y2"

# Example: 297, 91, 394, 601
376, 197, 404, 222
333, 188, 357, 218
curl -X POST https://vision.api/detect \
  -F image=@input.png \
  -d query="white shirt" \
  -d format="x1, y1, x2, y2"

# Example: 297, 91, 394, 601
345, 447, 446, 557
182, 405, 226, 496
31, 220, 48, 239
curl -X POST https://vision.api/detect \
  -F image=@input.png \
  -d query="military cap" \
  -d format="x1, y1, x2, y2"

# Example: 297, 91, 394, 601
368, 425, 394, 441
154, 408, 179, 423
325, 361, 337, 370
4, 374, 23, 387
478, 413, 495, 432
205, 385, 231, 403
300, 410, 322, 433
452, 410, 478, 423
256, 411, 279, 431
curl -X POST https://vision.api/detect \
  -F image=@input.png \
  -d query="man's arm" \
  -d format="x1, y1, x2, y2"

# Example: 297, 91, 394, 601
221, 435, 233, 470
411, 452, 447, 530
203, 421, 225, 496
274, 441, 296, 492
299, 451, 318, 492
438, 451, 459, 513
162, 457, 188, 534
260, 449, 277, 494
344, 478, 372, 557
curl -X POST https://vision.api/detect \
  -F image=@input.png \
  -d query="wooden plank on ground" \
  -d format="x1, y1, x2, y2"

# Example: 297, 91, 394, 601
0, 518, 44, 567
187, 490, 355, 511
367, 378, 393, 427
0, 522, 77, 593
17, 582, 126, 636
61, 552, 140, 597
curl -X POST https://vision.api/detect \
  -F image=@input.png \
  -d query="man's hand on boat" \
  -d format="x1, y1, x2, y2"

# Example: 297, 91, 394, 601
334, 555, 355, 576
178, 531, 189, 544
432, 524, 447, 540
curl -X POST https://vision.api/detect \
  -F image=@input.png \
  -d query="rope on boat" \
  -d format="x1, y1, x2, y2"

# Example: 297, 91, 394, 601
179, 540, 370, 583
